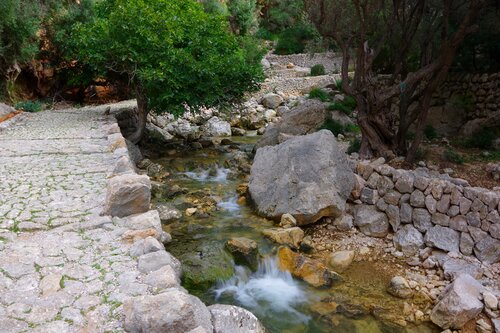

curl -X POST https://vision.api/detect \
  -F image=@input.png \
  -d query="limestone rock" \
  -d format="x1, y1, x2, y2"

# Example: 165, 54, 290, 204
277, 246, 340, 287
226, 237, 259, 270
430, 274, 484, 329
328, 250, 355, 272
474, 235, 500, 264
261, 93, 284, 109
144, 265, 180, 290
103, 174, 151, 217
208, 304, 265, 333
279, 213, 297, 228
130, 237, 165, 257
137, 251, 181, 276
124, 289, 213, 333
424, 226, 460, 253
156, 203, 181, 224
262, 227, 304, 249
256, 100, 327, 148
387, 276, 413, 299
200, 117, 232, 137
249, 130, 354, 225
353, 205, 389, 238
393, 225, 424, 255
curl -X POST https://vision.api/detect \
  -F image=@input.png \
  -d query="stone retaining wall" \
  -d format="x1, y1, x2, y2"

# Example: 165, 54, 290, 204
353, 159, 500, 264
266, 52, 343, 74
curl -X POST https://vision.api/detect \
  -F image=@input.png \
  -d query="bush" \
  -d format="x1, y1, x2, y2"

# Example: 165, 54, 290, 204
328, 96, 356, 116
343, 96, 357, 109
424, 125, 438, 140
347, 138, 361, 154
308, 88, 330, 102
202, 0, 228, 15
310, 64, 325, 76
227, 0, 258, 35
444, 149, 464, 164
335, 79, 343, 91
464, 128, 495, 149
15, 100, 43, 112
320, 119, 344, 136
255, 27, 277, 41
275, 24, 318, 55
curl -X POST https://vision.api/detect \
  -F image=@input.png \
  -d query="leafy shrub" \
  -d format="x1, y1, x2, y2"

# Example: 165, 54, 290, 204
347, 138, 361, 154
328, 102, 351, 115
275, 24, 318, 55
320, 119, 344, 136
255, 27, 277, 41
310, 64, 325, 76
308, 88, 330, 102
424, 125, 438, 140
15, 100, 43, 112
202, 0, 228, 15
227, 0, 258, 35
464, 128, 495, 149
343, 96, 357, 109
344, 123, 360, 133
444, 149, 464, 164
262, 0, 305, 33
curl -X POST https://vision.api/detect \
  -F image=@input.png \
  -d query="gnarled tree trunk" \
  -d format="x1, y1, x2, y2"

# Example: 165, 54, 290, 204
128, 87, 148, 144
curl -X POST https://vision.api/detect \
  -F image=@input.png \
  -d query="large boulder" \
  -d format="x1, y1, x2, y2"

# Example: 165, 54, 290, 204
257, 99, 328, 148
208, 304, 265, 333
200, 116, 232, 137
103, 174, 151, 217
249, 130, 354, 225
261, 93, 284, 109
430, 274, 484, 329
353, 205, 389, 238
123, 289, 213, 333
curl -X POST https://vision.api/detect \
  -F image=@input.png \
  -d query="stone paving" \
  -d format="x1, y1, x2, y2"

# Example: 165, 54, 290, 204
0, 107, 156, 332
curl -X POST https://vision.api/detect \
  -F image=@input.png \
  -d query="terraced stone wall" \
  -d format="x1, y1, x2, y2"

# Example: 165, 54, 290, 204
354, 160, 500, 264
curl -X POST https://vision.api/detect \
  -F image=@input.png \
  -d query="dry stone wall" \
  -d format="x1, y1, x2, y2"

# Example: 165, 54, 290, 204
353, 159, 500, 264
266, 52, 343, 74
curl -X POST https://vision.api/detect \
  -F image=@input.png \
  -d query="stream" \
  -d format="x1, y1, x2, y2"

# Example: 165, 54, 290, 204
151, 136, 439, 333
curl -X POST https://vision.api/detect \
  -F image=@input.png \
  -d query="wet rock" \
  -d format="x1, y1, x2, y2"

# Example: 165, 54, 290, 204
387, 276, 413, 299
124, 289, 213, 333
474, 235, 500, 264
249, 130, 354, 225
353, 205, 389, 238
226, 237, 259, 270
200, 117, 231, 137
262, 227, 304, 249
185, 208, 198, 217
279, 213, 297, 228
424, 226, 460, 253
430, 274, 484, 330
208, 304, 265, 333
393, 225, 424, 255
156, 203, 182, 224
256, 99, 327, 148
261, 93, 284, 109
277, 246, 341, 288
328, 250, 355, 272
103, 174, 151, 217
231, 127, 246, 136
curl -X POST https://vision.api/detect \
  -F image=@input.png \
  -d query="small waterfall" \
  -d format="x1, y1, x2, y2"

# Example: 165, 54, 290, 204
213, 257, 310, 323
217, 196, 240, 213
184, 166, 230, 182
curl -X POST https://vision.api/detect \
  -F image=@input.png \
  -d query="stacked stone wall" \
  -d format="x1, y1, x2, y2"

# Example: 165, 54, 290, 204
354, 159, 500, 264
266, 52, 343, 74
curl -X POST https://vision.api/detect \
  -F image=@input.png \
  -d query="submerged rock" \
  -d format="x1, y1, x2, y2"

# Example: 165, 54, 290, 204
208, 304, 265, 333
226, 237, 259, 270
262, 227, 304, 249
249, 130, 354, 225
277, 246, 341, 288
430, 274, 484, 329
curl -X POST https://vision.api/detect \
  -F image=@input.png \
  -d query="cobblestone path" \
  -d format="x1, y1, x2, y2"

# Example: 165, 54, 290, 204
0, 107, 151, 332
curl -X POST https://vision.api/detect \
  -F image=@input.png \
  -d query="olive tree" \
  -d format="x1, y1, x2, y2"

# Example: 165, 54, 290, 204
70, 0, 263, 143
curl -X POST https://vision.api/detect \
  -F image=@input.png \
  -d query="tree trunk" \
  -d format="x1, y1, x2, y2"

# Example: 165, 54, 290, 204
128, 89, 148, 144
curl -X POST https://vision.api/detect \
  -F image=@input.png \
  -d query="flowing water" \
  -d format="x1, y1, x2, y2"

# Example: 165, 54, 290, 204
152, 137, 439, 333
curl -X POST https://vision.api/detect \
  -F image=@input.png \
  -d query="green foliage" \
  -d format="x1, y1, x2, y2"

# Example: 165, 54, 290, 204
238, 35, 267, 67
347, 138, 361, 154
227, 0, 257, 35
444, 149, 464, 165
69, 0, 263, 116
424, 125, 438, 140
15, 100, 43, 112
464, 128, 496, 149
328, 96, 356, 116
275, 24, 319, 55
262, 0, 304, 33
202, 0, 228, 16
255, 27, 277, 41
334, 79, 343, 91
319, 119, 359, 136
308, 88, 329, 102
310, 64, 325, 76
